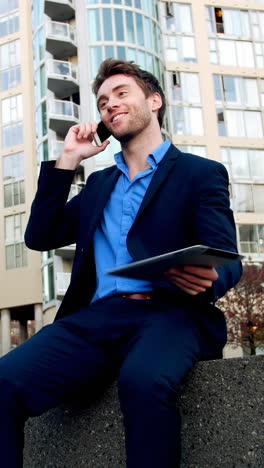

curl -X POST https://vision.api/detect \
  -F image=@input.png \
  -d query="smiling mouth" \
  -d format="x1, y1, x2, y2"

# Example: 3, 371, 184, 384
111, 113, 127, 123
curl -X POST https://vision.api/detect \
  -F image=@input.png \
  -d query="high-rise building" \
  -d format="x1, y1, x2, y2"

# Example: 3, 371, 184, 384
0, 0, 43, 355
0, 0, 263, 356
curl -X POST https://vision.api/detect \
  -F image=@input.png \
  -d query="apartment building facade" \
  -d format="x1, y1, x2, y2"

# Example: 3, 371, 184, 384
0, 0, 263, 355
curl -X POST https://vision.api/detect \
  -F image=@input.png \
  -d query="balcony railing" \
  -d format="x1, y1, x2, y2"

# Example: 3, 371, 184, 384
56, 272, 71, 299
45, 0, 75, 21
48, 99, 80, 136
46, 20, 77, 59
47, 59, 79, 98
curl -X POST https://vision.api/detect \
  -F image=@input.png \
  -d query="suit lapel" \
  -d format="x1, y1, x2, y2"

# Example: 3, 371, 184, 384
135, 144, 181, 220
81, 166, 120, 240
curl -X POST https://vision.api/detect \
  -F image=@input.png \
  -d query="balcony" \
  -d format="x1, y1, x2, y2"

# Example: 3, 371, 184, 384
47, 59, 79, 99
56, 272, 71, 299
45, 0, 75, 21
49, 139, 64, 160
46, 20, 77, 59
55, 243, 76, 260
48, 99, 80, 137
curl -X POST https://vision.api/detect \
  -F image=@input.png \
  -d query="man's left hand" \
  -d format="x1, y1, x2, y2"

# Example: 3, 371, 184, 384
164, 266, 218, 296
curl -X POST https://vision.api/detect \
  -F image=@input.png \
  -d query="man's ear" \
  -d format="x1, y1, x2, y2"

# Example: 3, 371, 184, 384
151, 92, 162, 112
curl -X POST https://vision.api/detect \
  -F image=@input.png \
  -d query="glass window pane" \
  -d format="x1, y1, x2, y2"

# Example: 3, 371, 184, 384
90, 47, 103, 77
223, 76, 238, 104
103, 9, 112, 41
233, 184, 253, 212
136, 14, 144, 46
117, 46, 126, 60
230, 149, 249, 178
245, 112, 263, 138
4, 184, 13, 207
115, 9, 124, 42
237, 41, 254, 67
182, 73, 200, 103
226, 110, 244, 137
6, 245, 16, 269
88, 9, 101, 42
249, 150, 264, 178
189, 108, 204, 135
105, 45, 114, 59
125, 11, 134, 43
219, 40, 236, 66
180, 37, 196, 62
244, 79, 259, 107
253, 186, 264, 212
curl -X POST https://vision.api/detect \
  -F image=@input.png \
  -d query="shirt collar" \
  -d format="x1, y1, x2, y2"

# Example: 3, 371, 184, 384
114, 140, 171, 173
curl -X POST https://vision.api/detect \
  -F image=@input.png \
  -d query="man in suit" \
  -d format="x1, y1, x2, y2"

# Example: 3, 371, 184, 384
0, 59, 242, 468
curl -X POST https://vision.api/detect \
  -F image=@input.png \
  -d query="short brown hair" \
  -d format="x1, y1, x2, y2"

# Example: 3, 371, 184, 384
92, 58, 166, 127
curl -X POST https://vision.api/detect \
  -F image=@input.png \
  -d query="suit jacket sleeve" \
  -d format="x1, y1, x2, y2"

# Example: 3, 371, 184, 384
25, 161, 82, 251
191, 160, 242, 302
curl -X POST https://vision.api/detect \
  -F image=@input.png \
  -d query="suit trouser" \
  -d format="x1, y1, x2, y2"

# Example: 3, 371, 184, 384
0, 296, 226, 468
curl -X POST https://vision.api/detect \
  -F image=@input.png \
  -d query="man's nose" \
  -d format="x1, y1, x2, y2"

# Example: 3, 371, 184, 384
106, 96, 119, 110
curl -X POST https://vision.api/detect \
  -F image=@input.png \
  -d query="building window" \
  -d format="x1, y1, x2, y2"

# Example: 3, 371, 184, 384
1, 94, 23, 147
2, 152, 25, 207
176, 145, 207, 158
4, 213, 27, 269
222, 148, 264, 181
42, 251, 55, 304
161, 2, 196, 63
217, 109, 263, 138
214, 75, 260, 107
222, 148, 264, 213
0, 0, 19, 16
207, 7, 264, 68
0, 40, 21, 90
207, 7, 250, 36
0, 65, 21, 91
171, 106, 204, 136
163, 2, 193, 34
169, 71, 201, 103
165, 35, 196, 62
168, 71, 203, 136
238, 225, 264, 255
90, 45, 162, 81
0, 11, 19, 38
0, 39, 20, 69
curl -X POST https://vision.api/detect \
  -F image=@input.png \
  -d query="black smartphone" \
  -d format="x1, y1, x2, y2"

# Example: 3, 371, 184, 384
94, 121, 112, 146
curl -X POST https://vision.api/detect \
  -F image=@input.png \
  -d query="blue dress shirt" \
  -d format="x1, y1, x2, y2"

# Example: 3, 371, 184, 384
92, 140, 171, 302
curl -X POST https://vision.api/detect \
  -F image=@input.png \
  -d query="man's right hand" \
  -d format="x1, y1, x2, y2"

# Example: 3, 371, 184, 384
55, 122, 110, 170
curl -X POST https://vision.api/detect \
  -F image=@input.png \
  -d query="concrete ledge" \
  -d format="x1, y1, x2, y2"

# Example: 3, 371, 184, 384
24, 356, 264, 467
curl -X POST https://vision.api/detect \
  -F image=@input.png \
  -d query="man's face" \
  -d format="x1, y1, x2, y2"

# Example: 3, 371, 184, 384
96, 74, 157, 142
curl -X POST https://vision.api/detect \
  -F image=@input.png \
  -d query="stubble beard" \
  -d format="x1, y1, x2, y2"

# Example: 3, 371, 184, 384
112, 107, 152, 143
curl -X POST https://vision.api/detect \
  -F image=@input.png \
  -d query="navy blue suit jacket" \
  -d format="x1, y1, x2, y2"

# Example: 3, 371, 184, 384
25, 145, 242, 325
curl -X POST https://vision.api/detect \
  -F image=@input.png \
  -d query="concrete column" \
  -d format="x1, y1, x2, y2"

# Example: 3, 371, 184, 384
19, 320, 28, 343
1, 309, 11, 356
34, 303, 43, 333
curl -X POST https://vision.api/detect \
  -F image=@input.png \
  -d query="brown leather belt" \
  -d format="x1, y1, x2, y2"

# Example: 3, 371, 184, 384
120, 292, 153, 300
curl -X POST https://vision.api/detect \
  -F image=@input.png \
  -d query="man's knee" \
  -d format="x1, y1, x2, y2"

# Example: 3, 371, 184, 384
0, 378, 29, 421
118, 367, 180, 412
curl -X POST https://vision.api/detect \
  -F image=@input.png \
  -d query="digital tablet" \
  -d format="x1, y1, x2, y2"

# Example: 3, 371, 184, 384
107, 245, 243, 281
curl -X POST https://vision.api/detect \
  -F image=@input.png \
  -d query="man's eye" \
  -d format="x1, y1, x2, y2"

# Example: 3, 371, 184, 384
120, 91, 127, 96
100, 102, 106, 109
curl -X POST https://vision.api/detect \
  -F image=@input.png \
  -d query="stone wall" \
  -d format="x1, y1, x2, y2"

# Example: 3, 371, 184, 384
24, 356, 264, 467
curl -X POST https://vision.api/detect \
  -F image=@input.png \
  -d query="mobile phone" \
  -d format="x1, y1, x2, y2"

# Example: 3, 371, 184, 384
94, 121, 112, 146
